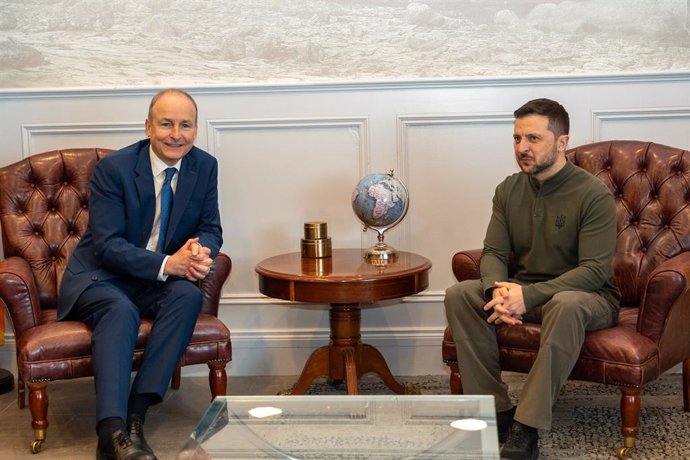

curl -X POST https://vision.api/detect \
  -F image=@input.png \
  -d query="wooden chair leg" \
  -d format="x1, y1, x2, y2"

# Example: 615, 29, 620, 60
617, 386, 641, 458
27, 382, 49, 454
683, 358, 689, 412
18, 372, 26, 409
171, 365, 181, 390
448, 362, 464, 395
208, 360, 227, 398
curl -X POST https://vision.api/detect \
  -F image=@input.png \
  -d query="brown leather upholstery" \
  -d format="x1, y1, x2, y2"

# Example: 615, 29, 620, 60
0, 148, 232, 453
442, 140, 690, 455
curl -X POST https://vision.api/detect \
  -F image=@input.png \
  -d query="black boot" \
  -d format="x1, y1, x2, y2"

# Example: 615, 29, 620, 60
500, 421, 539, 460
496, 406, 516, 444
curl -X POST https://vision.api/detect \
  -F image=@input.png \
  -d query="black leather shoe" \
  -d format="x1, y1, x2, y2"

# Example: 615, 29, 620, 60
127, 416, 157, 460
96, 429, 156, 460
496, 406, 516, 444
500, 421, 539, 460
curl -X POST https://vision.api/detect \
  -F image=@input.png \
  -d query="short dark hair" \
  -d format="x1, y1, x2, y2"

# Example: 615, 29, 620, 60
514, 98, 569, 137
148, 88, 198, 123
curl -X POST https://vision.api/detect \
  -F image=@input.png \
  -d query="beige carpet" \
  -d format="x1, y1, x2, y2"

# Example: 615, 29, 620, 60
306, 372, 689, 459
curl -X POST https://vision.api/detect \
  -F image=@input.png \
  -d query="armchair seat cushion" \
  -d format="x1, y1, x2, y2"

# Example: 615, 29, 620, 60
17, 321, 94, 381
17, 313, 230, 383
443, 307, 660, 390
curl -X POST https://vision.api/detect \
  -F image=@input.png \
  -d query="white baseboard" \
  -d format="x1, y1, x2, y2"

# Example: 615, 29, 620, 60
0, 327, 451, 377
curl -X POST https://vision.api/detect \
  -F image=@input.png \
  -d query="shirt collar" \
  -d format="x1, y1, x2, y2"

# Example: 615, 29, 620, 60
528, 160, 574, 191
149, 146, 181, 177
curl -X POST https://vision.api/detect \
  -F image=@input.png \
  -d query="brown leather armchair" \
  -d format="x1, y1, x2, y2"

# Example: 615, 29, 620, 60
0, 148, 233, 454
442, 140, 690, 457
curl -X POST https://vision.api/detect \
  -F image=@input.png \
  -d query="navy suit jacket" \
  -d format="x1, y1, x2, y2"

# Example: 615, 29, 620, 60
57, 140, 223, 320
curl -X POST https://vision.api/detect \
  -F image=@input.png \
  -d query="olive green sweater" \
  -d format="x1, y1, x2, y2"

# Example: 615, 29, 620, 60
480, 161, 621, 310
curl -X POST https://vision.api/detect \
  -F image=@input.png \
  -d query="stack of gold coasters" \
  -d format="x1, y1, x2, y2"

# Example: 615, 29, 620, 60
301, 222, 332, 258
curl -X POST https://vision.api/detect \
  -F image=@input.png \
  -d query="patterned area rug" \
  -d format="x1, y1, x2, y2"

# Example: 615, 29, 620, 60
306, 372, 689, 459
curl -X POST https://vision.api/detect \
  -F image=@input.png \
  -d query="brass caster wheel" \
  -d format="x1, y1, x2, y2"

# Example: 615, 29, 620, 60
616, 446, 633, 458
30, 439, 43, 454
404, 383, 421, 395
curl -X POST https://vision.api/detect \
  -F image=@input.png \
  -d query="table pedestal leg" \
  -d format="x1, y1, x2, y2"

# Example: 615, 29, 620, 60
287, 303, 410, 395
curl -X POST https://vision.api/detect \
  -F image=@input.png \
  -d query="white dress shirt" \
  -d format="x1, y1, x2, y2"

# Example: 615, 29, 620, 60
147, 147, 181, 280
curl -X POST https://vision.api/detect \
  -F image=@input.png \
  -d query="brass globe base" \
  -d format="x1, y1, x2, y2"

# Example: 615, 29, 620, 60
364, 243, 398, 265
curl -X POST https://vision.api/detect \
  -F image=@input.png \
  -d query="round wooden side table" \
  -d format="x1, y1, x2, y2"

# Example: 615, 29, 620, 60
255, 248, 431, 395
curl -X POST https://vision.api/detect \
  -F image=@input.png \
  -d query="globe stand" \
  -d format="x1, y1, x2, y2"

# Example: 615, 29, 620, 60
364, 230, 398, 265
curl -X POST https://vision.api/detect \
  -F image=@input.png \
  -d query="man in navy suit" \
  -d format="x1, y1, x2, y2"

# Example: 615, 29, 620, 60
58, 89, 222, 460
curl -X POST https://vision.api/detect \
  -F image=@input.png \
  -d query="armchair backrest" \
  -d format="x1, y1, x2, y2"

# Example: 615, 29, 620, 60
566, 140, 690, 306
0, 148, 113, 311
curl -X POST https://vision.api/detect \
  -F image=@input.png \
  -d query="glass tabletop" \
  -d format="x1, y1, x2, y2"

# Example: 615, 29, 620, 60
176, 395, 499, 459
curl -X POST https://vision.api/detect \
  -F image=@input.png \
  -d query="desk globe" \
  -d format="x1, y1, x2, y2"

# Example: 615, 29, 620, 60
351, 171, 409, 263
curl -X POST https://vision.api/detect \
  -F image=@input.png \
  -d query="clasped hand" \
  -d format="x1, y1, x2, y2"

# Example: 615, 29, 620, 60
484, 281, 526, 326
164, 237, 213, 281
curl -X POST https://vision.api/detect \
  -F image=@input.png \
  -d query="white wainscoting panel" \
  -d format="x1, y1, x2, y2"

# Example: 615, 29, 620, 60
22, 122, 144, 156
207, 117, 370, 299
592, 108, 690, 147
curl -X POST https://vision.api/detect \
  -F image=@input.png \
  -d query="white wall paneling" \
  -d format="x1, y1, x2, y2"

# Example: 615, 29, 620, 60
1, 73, 689, 377
207, 116, 370, 301
592, 107, 690, 147
21, 122, 145, 156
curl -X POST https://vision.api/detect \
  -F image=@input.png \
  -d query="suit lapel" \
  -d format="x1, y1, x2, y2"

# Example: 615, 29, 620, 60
167, 150, 198, 245
134, 144, 156, 247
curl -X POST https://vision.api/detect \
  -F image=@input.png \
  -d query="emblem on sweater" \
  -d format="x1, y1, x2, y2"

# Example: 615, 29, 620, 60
555, 214, 566, 229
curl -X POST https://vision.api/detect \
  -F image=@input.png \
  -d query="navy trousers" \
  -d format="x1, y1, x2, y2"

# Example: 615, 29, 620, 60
70, 276, 202, 425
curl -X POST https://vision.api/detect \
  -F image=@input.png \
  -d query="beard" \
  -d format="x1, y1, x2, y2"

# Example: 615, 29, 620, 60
524, 145, 558, 178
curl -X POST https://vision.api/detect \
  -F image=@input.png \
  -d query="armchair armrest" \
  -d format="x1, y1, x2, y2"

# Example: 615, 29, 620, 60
637, 251, 690, 369
0, 256, 42, 336
451, 249, 482, 282
198, 252, 231, 317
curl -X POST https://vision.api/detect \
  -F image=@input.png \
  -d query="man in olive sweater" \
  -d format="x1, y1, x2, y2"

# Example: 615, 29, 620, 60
444, 98, 620, 460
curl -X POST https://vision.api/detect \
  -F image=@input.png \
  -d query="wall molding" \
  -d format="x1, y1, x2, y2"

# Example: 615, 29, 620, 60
21, 121, 143, 157
396, 112, 514, 256
592, 107, 690, 141
206, 116, 370, 178
2, 71, 689, 100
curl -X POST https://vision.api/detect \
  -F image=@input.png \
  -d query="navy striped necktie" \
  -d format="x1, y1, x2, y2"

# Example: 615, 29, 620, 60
157, 167, 176, 253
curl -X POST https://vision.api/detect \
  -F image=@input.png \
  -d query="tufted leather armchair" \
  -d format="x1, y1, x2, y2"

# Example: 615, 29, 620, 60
0, 148, 233, 454
442, 140, 690, 457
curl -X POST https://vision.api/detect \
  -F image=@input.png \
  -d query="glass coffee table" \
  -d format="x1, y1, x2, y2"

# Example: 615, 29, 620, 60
176, 395, 499, 459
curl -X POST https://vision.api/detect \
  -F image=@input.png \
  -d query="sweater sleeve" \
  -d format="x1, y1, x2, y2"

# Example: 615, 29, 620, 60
479, 182, 512, 299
